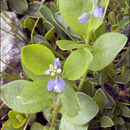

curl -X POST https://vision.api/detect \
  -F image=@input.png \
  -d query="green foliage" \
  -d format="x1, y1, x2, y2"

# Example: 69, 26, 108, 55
9, 0, 28, 14
24, 2, 42, 18
31, 122, 44, 130
21, 44, 55, 75
0, 0, 129, 129
59, 0, 109, 40
62, 92, 99, 125
1, 80, 53, 113
61, 84, 80, 117
63, 48, 93, 80
94, 88, 107, 114
89, 33, 128, 71
8, 110, 28, 128
56, 40, 86, 50
100, 116, 114, 128
22, 80, 56, 102
60, 117, 89, 130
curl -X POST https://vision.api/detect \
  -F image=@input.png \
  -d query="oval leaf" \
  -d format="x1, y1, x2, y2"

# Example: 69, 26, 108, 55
21, 44, 55, 75
56, 40, 86, 50
61, 84, 80, 117
100, 116, 114, 128
8, 110, 27, 128
1, 80, 53, 113
62, 92, 99, 125
9, 0, 28, 14
94, 88, 107, 114
89, 33, 128, 71
31, 122, 44, 130
22, 80, 56, 103
63, 48, 93, 80
59, 0, 109, 39
21, 58, 49, 81
60, 117, 89, 130
24, 2, 42, 18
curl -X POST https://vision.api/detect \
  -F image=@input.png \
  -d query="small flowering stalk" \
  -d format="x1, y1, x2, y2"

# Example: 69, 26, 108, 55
45, 58, 65, 129
44, 58, 66, 93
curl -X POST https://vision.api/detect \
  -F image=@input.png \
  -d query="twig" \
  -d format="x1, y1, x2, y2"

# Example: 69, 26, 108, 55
23, 115, 31, 130
30, 18, 39, 44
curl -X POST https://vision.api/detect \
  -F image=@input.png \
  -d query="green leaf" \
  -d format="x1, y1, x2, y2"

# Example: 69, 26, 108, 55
1, 80, 53, 113
113, 117, 124, 125
120, 16, 130, 28
59, 0, 109, 39
118, 104, 130, 118
21, 44, 55, 75
61, 84, 80, 117
100, 116, 114, 128
46, 2, 57, 15
94, 89, 107, 114
83, 80, 95, 97
23, 16, 36, 32
45, 26, 55, 41
108, 12, 116, 25
56, 40, 86, 50
60, 117, 89, 130
1, 120, 23, 130
89, 33, 128, 71
31, 122, 44, 130
105, 92, 115, 109
9, 0, 28, 14
8, 110, 27, 128
54, 11, 82, 40
62, 92, 99, 125
24, 2, 42, 18
114, 69, 130, 84
91, 22, 107, 42
39, 5, 65, 40
21, 58, 50, 81
63, 48, 93, 80
22, 80, 56, 103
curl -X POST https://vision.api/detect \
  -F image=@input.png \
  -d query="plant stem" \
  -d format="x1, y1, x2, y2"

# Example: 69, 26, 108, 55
50, 94, 61, 130
30, 18, 39, 44
78, 70, 88, 91
23, 115, 31, 130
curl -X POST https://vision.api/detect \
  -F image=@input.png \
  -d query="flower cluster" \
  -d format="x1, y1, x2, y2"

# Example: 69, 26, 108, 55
78, 5, 104, 23
44, 58, 66, 93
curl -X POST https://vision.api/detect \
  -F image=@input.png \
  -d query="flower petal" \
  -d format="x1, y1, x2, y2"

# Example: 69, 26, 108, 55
47, 79, 55, 91
93, 5, 104, 18
54, 58, 61, 68
78, 12, 90, 23
54, 78, 66, 93
44, 70, 51, 75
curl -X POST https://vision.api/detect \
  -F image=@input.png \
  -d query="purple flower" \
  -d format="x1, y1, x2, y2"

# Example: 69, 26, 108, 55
93, 5, 104, 18
47, 78, 66, 93
78, 12, 90, 23
54, 58, 61, 68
